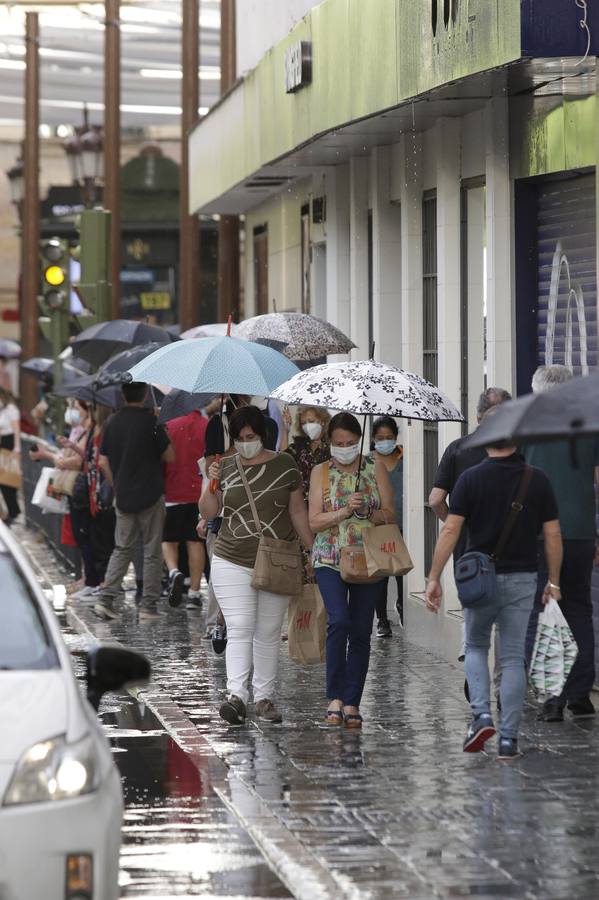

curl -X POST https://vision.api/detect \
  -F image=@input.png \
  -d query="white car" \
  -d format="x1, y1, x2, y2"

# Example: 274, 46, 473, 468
0, 524, 149, 900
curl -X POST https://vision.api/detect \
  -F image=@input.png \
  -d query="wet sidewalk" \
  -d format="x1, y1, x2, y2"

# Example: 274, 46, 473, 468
24, 527, 599, 899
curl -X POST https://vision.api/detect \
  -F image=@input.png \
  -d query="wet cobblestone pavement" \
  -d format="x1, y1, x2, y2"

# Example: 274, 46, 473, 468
22, 526, 599, 899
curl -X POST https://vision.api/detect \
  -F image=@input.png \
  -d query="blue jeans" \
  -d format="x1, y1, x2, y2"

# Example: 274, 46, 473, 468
465, 572, 536, 740
315, 566, 379, 707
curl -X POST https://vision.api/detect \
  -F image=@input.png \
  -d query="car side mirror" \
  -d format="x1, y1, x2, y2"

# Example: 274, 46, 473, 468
86, 644, 151, 711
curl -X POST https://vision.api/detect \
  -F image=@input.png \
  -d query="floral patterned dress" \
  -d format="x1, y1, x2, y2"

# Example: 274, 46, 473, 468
285, 436, 330, 499
313, 456, 380, 572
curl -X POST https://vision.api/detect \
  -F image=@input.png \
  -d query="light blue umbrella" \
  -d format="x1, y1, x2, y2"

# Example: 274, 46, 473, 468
126, 334, 300, 395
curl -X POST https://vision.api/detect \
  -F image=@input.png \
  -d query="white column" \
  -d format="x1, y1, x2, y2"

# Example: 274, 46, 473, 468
349, 156, 369, 359
399, 133, 424, 592
436, 117, 462, 451
370, 146, 402, 366
485, 97, 514, 392
325, 164, 350, 356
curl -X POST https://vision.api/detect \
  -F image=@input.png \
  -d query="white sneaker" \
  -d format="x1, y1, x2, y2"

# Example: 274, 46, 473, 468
71, 585, 97, 600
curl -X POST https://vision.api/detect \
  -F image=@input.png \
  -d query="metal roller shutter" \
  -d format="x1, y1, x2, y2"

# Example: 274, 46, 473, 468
536, 174, 597, 375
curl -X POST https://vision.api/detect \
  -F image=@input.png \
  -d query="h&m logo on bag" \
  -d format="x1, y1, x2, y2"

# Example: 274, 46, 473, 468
295, 610, 313, 631
380, 541, 396, 554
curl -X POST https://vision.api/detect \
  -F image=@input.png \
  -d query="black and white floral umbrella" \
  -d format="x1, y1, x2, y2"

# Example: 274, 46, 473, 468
269, 360, 463, 422
235, 312, 355, 361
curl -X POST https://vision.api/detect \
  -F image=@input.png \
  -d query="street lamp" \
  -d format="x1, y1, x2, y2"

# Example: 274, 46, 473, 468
63, 124, 104, 207
5, 155, 24, 222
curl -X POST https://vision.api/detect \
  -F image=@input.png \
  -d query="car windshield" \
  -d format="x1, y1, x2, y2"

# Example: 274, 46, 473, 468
0, 553, 59, 670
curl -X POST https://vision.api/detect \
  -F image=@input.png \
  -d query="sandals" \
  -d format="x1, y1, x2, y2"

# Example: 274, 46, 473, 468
323, 706, 344, 727
343, 709, 363, 730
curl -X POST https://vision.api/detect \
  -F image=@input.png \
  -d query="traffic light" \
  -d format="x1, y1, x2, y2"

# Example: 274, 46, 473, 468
73, 208, 112, 326
38, 237, 72, 419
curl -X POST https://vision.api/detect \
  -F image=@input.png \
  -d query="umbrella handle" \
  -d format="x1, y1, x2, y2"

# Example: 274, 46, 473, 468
209, 453, 221, 494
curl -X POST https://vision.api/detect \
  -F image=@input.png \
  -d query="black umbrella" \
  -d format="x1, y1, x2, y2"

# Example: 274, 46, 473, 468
21, 357, 91, 382
157, 389, 216, 425
53, 376, 156, 410
94, 342, 168, 386
464, 373, 599, 449
71, 320, 178, 368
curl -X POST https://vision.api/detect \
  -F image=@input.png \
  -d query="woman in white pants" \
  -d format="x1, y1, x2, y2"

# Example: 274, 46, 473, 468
200, 405, 313, 726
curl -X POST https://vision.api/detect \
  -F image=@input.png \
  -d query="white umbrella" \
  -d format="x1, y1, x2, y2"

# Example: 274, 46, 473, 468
269, 360, 462, 422
181, 323, 238, 340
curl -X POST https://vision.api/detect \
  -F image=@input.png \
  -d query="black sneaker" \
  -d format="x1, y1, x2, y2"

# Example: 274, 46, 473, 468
537, 700, 564, 722
567, 698, 596, 718
376, 618, 392, 638
255, 698, 283, 723
219, 694, 246, 725
212, 622, 227, 655
186, 592, 203, 611
395, 598, 404, 628
167, 569, 185, 608
497, 737, 521, 760
463, 713, 496, 753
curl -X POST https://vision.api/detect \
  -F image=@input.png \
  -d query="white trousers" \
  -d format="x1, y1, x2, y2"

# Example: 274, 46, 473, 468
210, 555, 288, 705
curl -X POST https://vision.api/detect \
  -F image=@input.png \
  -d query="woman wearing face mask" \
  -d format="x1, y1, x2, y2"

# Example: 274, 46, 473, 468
0, 388, 21, 523
31, 400, 98, 595
371, 416, 404, 636
283, 406, 331, 499
308, 412, 395, 729
200, 405, 313, 726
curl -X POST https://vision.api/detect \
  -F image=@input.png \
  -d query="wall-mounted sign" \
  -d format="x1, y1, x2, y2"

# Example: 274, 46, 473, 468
126, 238, 150, 261
140, 291, 171, 310
284, 40, 312, 93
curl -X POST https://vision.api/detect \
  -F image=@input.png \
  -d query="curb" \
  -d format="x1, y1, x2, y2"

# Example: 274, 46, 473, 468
65, 603, 348, 900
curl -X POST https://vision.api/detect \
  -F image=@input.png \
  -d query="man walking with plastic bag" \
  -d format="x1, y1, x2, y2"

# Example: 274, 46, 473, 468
524, 365, 599, 721
425, 437, 562, 760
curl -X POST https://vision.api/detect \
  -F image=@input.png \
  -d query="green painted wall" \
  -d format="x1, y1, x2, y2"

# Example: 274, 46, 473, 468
511, 96, 597, 179
190, 0, 523, 212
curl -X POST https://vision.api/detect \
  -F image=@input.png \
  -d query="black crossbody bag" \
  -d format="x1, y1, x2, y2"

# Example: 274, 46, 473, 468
454, 465, 533, 608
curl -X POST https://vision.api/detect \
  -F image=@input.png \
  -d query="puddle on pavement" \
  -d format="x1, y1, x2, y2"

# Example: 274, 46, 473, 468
102, 698, 291, 898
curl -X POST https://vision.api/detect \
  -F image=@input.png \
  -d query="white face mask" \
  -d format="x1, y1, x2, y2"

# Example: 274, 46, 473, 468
65, 408, 81, 427
302, 421, 323, 441
330, 443, 360, 465
250, 396, 269, 411
374, 439, 396, 456
235, 439, 263, 460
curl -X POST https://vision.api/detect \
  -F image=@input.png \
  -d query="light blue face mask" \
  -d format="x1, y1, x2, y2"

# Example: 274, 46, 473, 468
374, 439, 396, 456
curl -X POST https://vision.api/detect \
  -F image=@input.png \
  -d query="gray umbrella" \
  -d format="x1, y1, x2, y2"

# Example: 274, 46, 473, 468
235, 312, 355, 361
464, 373, 599, 449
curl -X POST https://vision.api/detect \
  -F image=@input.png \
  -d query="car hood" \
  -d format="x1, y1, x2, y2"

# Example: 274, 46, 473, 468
0, 671, 68, 764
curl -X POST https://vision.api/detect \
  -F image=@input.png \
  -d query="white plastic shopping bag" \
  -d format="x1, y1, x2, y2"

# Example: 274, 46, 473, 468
529, 598, 578, 697
31, 467, 69, 515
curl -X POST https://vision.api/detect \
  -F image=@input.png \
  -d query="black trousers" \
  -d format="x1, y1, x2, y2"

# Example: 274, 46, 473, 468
375, 575, 403, 621
0, 434, 20, 520
70, 504, 101, 587
90, 508, 116, 584
525, 538, 596, 705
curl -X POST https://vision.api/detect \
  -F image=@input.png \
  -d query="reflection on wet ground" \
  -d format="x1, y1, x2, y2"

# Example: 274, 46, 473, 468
103, 700, 291, 898
25, 527, 599, 899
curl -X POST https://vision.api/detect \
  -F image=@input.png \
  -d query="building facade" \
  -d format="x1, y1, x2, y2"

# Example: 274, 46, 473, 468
189, 0, 599, 660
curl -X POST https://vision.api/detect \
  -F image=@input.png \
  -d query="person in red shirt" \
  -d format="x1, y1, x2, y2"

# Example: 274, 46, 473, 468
162, 410, 208, 608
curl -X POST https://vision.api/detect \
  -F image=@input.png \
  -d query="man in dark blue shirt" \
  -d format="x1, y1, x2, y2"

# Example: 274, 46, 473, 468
425, 441, 561, 760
